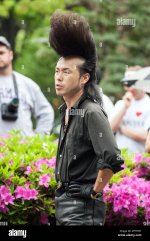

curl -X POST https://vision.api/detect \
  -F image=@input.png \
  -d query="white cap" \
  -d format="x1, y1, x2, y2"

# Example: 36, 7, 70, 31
121, 67, 150, 92
134, 67, 150, 93
0, 36, 11, 48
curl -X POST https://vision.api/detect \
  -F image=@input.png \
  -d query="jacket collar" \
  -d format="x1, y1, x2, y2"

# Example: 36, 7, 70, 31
58, 92, 97, 113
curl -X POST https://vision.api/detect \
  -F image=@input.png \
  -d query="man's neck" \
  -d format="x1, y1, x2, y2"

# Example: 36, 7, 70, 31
0, 66, 13, 76
63, 89, 84, 109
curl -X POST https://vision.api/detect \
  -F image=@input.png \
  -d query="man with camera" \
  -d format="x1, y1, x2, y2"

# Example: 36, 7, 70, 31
110, 66, 150, 153
0, 36, 54, 136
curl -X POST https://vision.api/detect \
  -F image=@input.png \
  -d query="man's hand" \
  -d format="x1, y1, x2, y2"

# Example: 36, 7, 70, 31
123, 91, 133, 109
67, 184, 93, 199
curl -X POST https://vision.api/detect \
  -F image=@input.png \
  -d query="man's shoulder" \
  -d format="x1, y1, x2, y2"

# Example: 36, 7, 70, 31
83, 99, 107, 117
13, 71, 39, 89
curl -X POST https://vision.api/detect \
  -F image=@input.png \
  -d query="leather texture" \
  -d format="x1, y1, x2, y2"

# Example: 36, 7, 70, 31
55, 187, 106, 226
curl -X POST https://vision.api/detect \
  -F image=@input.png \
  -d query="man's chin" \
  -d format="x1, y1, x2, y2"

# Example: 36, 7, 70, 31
55, 91, 65, 96
0, 65, 7, 70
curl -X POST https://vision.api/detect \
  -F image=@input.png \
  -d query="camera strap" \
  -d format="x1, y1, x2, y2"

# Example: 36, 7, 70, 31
12, 73, 19, 98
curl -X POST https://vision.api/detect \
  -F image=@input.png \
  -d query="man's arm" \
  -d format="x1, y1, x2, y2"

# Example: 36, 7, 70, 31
93, 168, 113, 193
110, 104, 127, 132
32, 85, 54, 135
120, 126, 147, 142
145, 130, 150, 153
110, 92, 133, 132
86, 107, 124, 174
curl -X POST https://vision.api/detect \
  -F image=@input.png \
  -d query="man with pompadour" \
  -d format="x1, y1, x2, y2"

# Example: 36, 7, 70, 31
49, 11, 124, 226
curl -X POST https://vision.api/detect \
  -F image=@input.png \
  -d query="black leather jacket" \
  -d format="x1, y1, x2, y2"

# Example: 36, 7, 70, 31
56, 93, 124, 183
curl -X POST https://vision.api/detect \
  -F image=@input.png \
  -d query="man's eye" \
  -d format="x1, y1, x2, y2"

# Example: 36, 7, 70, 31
64, 71, 70, 74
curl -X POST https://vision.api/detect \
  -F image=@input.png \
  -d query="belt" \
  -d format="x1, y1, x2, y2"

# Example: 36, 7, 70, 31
57, 181, 94, 190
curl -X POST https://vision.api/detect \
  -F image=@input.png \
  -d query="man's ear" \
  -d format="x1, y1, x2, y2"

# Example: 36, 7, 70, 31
80, 73, 90, 85
9, 50, 13, 61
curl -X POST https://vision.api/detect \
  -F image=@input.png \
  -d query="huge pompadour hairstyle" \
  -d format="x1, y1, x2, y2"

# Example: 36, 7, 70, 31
49, 11, 102, 105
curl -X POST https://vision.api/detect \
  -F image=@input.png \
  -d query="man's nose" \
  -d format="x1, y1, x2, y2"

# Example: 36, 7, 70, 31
56, 72, 63, 81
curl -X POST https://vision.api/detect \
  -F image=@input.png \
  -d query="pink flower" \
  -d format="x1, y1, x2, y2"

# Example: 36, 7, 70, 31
0, 205, 9, 213
25, 166, 32, 175
0, 185, 14, 206
23, 188, 38, 200
0, 153, 4, 158
1, 133, 11, 139
0, 142, 5, 147
104, 175, 150, 220
3, 193, 14, 205
40, 213, 49, 224
39, 174, 51, 188
5, 180, 12, 186
0, 185, 9, 196
19, 139, 28, 144
9, 160, 13, 165
15, 186, 38, 200
47, 157, 56, 168
34, 158, 56, 172
15, 186, 26, 199
134, 153, 143, 163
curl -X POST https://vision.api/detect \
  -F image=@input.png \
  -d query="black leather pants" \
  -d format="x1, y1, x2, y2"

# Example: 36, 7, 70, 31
55, 186, 106, 226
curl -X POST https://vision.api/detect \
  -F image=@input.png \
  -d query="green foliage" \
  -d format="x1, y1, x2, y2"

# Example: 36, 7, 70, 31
0, 131, 58, 225
0, 0, 150, 112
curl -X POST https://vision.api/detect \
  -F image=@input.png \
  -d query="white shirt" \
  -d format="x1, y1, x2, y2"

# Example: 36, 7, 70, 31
100, 88, 114, 118
0, 71, 54, 136
102, 94, 114, 118
109, 95, 150, 153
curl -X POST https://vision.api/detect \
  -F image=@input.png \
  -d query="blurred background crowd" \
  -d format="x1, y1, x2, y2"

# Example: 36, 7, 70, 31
0, 0, 150, 153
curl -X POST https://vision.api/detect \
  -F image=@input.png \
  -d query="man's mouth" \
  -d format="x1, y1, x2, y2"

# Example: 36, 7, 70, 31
55, 85, 64, 89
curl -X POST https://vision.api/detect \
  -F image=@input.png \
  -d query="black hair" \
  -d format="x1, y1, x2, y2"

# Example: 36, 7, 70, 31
49, 11, 103, 105
95, 68, 102, 85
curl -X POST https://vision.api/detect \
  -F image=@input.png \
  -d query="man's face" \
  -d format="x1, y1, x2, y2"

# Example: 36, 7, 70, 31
123, 85, 144, 98
0, 45, 13, 70
55, 57, 89, 97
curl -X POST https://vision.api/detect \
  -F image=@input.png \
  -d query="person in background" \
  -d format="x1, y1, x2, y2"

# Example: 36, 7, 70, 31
96, 68, 114, 117
145, 129, 150, 153
110, 66, 150, 153
49, 11, 123, 226
0, 36, 54, 136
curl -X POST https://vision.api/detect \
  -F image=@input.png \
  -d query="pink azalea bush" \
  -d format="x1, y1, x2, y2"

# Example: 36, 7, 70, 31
1, 133, 150, 226
133, 153, 150, 179
104, 150, 150, 225
0, 132, 58, 225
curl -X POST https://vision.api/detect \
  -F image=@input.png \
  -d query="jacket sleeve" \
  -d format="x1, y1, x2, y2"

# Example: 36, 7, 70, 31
85, 108, 124, 174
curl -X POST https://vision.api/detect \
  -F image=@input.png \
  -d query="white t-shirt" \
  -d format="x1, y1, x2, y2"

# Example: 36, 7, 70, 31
109, 95, 150, 153
0, 71, 54, 136
99, 88, 114, 118
102, 94, 114, 118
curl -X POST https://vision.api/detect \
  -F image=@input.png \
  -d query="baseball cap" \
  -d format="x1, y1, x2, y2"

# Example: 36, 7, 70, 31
134, 67, 150, 93
121, 67, 142, 86
121, 67, 150, 92
0, 36, 11, 49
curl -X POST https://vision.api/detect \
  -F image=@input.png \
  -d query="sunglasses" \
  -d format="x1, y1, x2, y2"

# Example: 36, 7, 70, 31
122, 80, 137, 87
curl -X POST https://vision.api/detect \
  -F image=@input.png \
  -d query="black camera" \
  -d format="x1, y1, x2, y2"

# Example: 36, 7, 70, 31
1, 98, 19, 121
